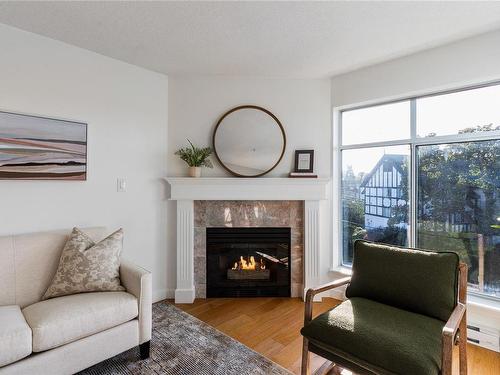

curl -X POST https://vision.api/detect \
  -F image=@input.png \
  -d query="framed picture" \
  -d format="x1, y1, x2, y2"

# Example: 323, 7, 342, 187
293, 150, 314, 173
0, 110, 87, 180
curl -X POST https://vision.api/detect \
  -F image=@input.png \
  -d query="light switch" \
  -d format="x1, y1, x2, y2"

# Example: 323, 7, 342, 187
117, 178, 126, 192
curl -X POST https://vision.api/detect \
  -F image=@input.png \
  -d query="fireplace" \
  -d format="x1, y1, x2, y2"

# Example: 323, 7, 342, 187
167, 178, 328, 303
206, 227, 291, 298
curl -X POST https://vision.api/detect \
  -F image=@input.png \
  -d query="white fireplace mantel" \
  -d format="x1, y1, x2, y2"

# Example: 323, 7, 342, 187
166, 177, 330, 201
165, 177, 331, 303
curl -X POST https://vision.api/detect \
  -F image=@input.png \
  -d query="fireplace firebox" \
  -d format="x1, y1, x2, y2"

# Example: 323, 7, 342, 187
206, 227, 291, 298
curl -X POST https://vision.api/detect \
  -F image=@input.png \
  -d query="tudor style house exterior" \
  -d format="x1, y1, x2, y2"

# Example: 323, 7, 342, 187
359, 154, 407, 230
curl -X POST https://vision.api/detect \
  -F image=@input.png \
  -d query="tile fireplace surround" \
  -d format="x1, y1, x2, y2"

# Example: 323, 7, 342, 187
196, 200, 303, 298
166, 177, 330, 303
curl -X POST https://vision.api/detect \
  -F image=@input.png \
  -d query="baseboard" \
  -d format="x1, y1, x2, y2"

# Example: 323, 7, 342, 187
152, 288, 175, 303
165, 288, 175, 299
328, 288, 346, 301
174, 288, 196, 304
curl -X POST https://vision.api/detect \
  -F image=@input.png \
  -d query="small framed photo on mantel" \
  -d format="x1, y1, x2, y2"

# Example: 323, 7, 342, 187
290, 150, 317, 178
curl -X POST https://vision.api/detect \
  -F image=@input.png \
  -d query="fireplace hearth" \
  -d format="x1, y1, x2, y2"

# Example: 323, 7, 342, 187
206, 227, 291, 298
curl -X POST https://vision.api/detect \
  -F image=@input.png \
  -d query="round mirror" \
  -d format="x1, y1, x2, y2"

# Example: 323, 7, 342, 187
213, 105, 286, 177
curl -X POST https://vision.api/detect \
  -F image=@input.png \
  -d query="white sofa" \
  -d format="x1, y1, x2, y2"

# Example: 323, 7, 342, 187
0, 227, 152, 374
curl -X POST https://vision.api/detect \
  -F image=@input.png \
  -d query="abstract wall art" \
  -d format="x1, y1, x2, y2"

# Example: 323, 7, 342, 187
0, 111, 87, 180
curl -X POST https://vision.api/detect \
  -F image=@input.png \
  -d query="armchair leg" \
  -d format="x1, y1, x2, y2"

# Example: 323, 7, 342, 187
314, 360, 337, 375
139, 340, 150, 360
301, 338, 310, 375
459, 316, 467, 375
441, 335, 453, 375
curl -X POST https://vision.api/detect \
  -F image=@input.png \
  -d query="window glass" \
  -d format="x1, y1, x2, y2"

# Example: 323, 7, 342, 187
340, 83, 500, 299
417, 140, 500, 298
342, 101, 410, 145
417, 85, 500, 138
341, 145, 410, 265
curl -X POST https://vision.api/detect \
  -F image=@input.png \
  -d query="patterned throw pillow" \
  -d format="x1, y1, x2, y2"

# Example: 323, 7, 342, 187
43, 227, 125, 300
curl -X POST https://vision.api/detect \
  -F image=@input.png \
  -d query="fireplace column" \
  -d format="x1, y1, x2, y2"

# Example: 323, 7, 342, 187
304, 200, 322, 301
175, 200, 195, 303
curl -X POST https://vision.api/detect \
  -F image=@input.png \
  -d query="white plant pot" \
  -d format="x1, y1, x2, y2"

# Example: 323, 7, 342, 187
188, 166, 201, 178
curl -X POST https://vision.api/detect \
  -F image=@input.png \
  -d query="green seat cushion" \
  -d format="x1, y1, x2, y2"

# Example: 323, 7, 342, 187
346, 240, 459, 321
301, 297, 444, 375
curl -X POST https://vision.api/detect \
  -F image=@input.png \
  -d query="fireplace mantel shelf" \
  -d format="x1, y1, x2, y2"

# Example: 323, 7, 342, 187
165, 177, 330, 201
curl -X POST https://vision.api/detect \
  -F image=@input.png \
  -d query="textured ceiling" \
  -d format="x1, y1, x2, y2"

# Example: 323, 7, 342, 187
1, 1, 500, 78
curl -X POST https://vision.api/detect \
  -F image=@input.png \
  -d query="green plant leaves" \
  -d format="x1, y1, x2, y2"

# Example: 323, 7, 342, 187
175, 139, 213, 168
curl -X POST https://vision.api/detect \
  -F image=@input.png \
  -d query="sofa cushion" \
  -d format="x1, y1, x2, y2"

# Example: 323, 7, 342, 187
345, 240, 459, 321
0, 305, 32, 367
22, 291, 138, 352
301, 297, 444, 375
43, 228, 125, 300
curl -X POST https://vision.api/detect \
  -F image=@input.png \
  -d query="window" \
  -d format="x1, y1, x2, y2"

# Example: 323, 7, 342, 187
417, 84, 500, 138
417, 140, 500, 297
337, 83, 500, 299
341, 145, 410, 264
341, 101, 410, 145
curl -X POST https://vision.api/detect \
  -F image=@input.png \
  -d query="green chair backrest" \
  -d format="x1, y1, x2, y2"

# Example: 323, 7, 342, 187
345, 240, 459, 322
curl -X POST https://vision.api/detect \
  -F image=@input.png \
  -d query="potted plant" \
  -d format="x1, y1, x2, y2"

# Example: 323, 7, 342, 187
175, 140, 213, 177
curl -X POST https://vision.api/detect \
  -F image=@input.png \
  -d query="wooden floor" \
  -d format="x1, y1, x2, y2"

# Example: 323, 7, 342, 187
173, 297, 500, 375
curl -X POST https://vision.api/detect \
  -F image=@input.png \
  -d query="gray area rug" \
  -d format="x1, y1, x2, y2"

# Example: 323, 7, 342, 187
78, 302, 292, 375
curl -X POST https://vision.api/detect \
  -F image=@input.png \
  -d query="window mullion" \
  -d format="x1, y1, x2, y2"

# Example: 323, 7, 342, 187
333, 109, 343, 268
410, 99, 417, 141
410, 99, 417, 248
340, 139, 412, 150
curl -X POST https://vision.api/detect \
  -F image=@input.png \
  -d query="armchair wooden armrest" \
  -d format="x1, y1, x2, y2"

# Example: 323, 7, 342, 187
442, 262, 468, 375
443, 302, 466, 341
304, 276, 351, 325
441, 303, 467, 375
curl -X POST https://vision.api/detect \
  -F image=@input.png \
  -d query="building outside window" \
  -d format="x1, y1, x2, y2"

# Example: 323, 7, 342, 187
337, 83, 500, 299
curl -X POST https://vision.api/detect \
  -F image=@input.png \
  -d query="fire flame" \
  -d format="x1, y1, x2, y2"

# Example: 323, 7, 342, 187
232, 256, 266, 271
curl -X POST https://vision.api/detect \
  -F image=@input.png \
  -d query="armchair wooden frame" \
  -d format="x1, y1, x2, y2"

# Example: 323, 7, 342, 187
301, 263, 468, 375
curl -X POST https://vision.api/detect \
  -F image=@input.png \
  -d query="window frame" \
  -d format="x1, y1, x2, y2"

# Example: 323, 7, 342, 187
332, 80, 500, 301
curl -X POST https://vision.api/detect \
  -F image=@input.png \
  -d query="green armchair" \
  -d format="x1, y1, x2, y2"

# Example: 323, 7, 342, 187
300, 240, 467, 375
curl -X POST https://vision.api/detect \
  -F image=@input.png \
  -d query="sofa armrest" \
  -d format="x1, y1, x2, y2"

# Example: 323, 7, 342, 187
120, 259, 152, 344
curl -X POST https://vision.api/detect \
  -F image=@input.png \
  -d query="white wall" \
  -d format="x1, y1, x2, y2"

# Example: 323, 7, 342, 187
332, 29, 500, 108
0, 24, 169, 302
168, 76, 331, 177
167, 76, 334, 292
331, 29, 500, 327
